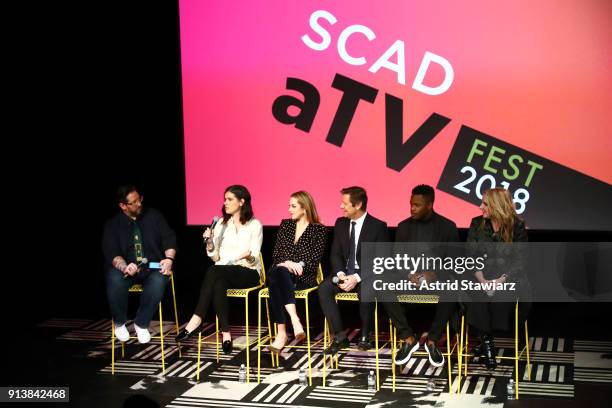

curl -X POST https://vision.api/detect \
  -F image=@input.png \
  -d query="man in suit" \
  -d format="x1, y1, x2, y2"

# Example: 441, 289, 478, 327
318, 186, 389, 355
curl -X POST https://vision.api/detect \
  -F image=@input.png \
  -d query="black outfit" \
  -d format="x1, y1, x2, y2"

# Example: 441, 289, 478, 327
191, 218, 263, 333
268, 220, 326, 324
194, 265, 260, 332
318, 214, 389, 341
102, 208, 177, 268
466, 215, 528, 334
384, 211, 460, 341
102, 208, 177, 328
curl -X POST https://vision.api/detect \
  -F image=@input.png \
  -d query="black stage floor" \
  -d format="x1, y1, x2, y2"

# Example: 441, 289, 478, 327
10, 316, 612, 408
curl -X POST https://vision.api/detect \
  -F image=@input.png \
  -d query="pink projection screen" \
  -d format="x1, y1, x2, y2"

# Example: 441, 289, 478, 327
179, 0, 612, 230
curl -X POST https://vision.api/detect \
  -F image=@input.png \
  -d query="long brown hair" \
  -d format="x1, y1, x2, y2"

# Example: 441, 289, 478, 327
481, 188, 519, 242
291, 191, 321, 224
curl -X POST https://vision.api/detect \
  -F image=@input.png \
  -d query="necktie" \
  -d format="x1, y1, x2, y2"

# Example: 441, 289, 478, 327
133, 221, 144, 263
347, 221, 356, 274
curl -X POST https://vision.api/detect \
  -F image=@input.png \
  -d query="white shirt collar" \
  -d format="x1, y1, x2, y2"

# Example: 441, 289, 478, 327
352, 211, 367, 227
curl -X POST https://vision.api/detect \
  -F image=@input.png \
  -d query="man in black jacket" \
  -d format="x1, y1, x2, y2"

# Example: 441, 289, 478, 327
385, 184, 459, 368
318, 186, 389, 355
102, 185, 177, 344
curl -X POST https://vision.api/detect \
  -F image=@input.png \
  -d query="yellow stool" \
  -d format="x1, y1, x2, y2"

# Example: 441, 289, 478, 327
257, 264, 324, 385
195, 254, 266, 383
111, 273, 180, 375
457, 301, 531, 398
322, 294, 388, 391
389, 294, 457, 393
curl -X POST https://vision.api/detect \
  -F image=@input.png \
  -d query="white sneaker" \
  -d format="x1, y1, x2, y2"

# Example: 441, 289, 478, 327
134, 324, 151, 344
114, 324, 130, 342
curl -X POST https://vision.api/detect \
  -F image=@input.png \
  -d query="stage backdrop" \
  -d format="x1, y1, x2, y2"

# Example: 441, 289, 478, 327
179, 0, 612, 229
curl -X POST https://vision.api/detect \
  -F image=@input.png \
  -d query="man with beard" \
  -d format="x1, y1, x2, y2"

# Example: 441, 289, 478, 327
102, 185, 177, 344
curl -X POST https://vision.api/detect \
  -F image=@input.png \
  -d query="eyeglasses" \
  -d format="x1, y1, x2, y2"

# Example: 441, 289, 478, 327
125, 197, 143, 206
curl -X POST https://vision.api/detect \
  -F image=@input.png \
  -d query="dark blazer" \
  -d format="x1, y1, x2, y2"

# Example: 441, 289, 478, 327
330, 213, 389, 277
272, 219, 327, 288
467, 215, 528, 281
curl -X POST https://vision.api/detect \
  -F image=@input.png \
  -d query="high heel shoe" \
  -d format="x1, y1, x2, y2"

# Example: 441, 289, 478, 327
480, 335, 497, 370
269, 336, 288, 354
222, 339, 233, 354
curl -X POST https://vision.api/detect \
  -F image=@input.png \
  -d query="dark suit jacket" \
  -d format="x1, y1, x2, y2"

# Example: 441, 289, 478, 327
330, 213, 389, 278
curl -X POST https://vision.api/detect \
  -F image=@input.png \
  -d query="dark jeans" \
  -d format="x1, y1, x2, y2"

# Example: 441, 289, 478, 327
267, 265, 313, 324
384, 301, 457, 341
317, 275, 374, 341
106, 267, 170, 328
193, 265, 260, 332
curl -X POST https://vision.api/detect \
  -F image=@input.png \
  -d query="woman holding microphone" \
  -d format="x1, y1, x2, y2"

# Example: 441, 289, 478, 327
175, 185, 263, 354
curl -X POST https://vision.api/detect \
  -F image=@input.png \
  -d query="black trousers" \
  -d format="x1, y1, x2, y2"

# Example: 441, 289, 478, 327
194, 265, 260, 332
384, 301, 457, 341
267, 265, 313, 324
317, 275, 374, 340
467, 301, 513, 334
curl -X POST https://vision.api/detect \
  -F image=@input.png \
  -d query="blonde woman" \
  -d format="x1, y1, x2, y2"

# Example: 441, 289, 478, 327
466, 188, 528, 369
268, 191, 326, 353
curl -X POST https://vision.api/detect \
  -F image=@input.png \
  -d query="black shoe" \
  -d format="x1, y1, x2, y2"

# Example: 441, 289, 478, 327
394, 336, 420, 365
324, 337, 350, 356
481, 337, 497, 370
222, 339, 233, 354
424, 340, 445, 367
175, 326, 200, 342
357, 335, 374, 351
471, 342, 483, 356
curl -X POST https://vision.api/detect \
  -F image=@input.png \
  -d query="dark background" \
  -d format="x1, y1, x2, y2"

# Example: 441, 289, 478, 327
12, 1, 611, 343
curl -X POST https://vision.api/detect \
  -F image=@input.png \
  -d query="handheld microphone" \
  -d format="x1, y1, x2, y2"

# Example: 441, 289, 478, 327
332, 276, 345, 285
123, 257, 148, 278
204, 216, 220, 242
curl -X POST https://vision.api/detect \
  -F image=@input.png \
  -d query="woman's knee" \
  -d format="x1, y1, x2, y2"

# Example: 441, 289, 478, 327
204, 265, 224, 282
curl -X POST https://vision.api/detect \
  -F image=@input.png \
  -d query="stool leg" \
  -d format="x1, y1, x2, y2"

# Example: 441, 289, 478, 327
257, 294, 262, 383
322, 319, 327, 387
215, 316, 220, 363
265, 298, 275, 367
375, 300, 380, 391
170, 275, 181, 358
334, 299, 339, 370
159, 303, 165, 375
390, 319, 395, 392
458, 315, 464, 392
464, 325, 469, 377
245, 297, 250, 383
274, 323, 279, 367
525, 320, 531, 380
196, 332, 202, 382
305, 295, 313, 386
111, 322, 115, 375
446, 322, 452, 394
515, 302, 519, 399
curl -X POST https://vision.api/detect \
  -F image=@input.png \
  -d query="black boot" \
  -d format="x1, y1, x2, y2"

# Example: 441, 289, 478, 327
480, 334, 497, 370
